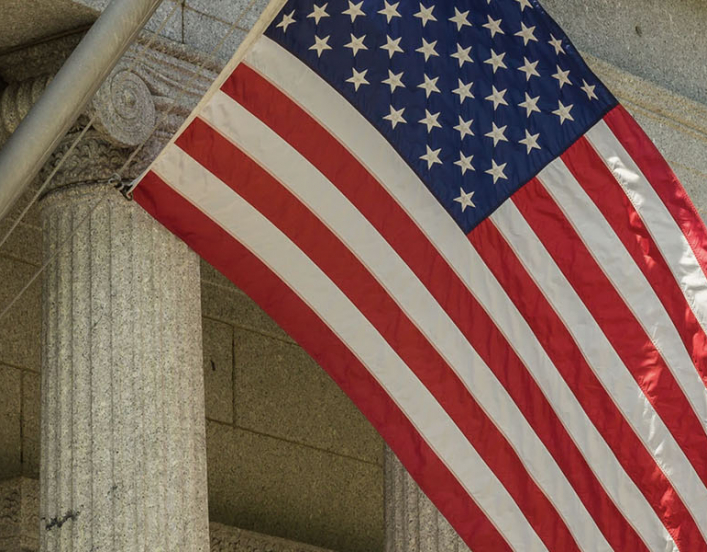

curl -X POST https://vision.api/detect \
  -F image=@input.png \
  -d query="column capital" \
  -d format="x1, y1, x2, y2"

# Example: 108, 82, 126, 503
0, 32, 221, 190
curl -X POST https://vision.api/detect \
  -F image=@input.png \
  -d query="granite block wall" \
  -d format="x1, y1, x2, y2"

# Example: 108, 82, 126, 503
0, 201, 42, 482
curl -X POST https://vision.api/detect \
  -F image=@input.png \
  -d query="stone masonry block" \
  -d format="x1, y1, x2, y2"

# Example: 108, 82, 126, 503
233, 329, 383, 465
0, 366, 21, 480
201, 281, 292, 342
0, 258, 41, 372
203, 317, 235, 424
0, 221, 40, 268
206, 421, 383, 552
185, 0, 271, 31
183, 7, 249, 62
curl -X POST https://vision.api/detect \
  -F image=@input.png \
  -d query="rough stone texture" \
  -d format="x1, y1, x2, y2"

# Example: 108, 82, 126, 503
0, 1, 94, 53
1, 478, 333, 552
0, 367, 21, 479
20, 373, 40, 480
182, 0, 272, 61
201, 280, 292, 343
384, 449, 467, 552
0, 478, 39, 552
540, 0, 707, 107
39, 184, 209, 551
70, 0, 183, 43
210, 522, 334, 552
203, 317, 235, 424
233, 329, 382, 465
183, 8, 250, 64
206, 420, 383, 552
0, 257, 41, 374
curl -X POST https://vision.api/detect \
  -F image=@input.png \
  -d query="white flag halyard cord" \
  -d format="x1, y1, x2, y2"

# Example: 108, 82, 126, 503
129, 1, 707, 551
0, 0, 279, 324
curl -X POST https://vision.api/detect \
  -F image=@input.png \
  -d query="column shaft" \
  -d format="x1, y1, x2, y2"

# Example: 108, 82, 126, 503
385, 448, 469, 552
40, 184, 209, 551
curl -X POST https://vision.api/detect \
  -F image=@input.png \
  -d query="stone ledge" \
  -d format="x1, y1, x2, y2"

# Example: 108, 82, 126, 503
210, 523, 333, 552
0, 478, 334, 552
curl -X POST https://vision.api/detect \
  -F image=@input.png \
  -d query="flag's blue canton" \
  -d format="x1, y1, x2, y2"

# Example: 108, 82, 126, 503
264, 0, 617, 233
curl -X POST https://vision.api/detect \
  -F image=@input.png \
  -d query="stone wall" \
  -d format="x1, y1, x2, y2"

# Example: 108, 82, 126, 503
0, 202, 41, 481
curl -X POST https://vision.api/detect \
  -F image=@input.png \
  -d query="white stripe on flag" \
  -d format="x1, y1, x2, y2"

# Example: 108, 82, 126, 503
150, 145, 548, 552
587, 121, 707, 383
490, 198, 699, 545
243, 35, 676, 551
537, 158, 707, 437
199, 90, 612, 552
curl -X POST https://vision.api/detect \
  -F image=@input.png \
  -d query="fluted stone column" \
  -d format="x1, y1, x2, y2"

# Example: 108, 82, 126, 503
385, 448, 469, 552
14, 35, 222, 552
39, 183, 209, 550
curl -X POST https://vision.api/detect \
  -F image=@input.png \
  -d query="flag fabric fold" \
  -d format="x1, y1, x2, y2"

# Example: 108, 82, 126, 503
133, 0, 707, 550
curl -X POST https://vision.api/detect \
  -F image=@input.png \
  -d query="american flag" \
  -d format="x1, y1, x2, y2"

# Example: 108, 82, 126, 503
133, 0, 707, 550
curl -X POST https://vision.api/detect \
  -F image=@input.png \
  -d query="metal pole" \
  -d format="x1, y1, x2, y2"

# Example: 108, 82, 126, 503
0, 0, 164, 222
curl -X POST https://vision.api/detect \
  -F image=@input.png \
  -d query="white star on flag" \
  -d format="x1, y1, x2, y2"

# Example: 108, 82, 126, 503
485, 85, 508, 110
519, 130, 541, 153
553, 100, 574, 124
342, 1, 365, 22
418, 74, 441, 97
486, 159, 508, 183
309, 35, 331, 57
519, 92, 541, 117
453, 116, 474, 139
414, 3, 437, 26
518, 57, 540, 81
382, 70, 405, 92
307, 3, 329, 24
484, 49, 507, 73
454, 188, 476, 211
483, 15, 504, 38
485, 122, 508, 146
549, 34, 565, 55
449, 8, 471, 31
553, 65, 572, 88
416, 38, 439, 61
582, 79, 599, 100
452, 79, 474, 103
378, 1, 401, 23
276, 10, 296, 32
346, 67, 369, 90
420, 145, 442, 168
451, 44, 473, 67
419, 109, 442, 133
380, 35, 403, 58
344, 34, 367, 56
454, 152, 475, 175
383, 105, 406, 128
515, 23, 538, 45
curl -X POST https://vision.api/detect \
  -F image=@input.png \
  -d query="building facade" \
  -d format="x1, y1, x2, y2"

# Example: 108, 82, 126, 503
0, 0, 706, 550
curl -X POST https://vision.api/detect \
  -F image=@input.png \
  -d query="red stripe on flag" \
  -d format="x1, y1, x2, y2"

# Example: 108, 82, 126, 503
134, 171, 513, 552
177, 116, 582, 552
219, 63, 652, 550
470, 217, 705, 552
604, 106, 707, 283
561, 136, 707, 387
512, 179, 707, 489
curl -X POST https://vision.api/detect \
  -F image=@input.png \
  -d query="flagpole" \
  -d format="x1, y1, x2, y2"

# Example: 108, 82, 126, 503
0, 0, 165, 222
